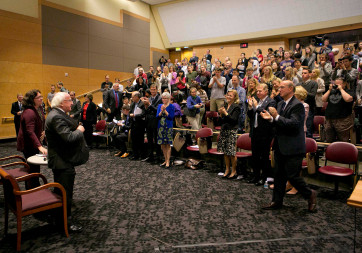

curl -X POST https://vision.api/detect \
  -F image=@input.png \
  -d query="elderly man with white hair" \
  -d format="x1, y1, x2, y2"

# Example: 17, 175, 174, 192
45, 92, 88, 233
104, 82, 122, 122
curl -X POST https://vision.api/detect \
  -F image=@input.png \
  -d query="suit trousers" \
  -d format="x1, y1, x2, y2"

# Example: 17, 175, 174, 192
23, 149, 40, 189
146, 126, 161, 159
306, 109, 314, 138
272, 148, 312, 205
115, 132, 128, 153
83, 122, 93, 147
251, 134, 272, 180
131, 125, 145, 158
53, 167, 76, 218
15, 122, 20, 137
107, 107, 121, 122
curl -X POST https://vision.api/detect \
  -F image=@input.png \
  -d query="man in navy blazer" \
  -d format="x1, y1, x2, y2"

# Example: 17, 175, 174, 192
11, 94, 23, 137
247, 83, 276, 186
104, 83, 123, 122
260, 80, 317, 212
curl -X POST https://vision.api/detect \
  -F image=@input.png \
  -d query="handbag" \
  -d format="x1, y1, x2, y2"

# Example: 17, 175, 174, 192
184, 158, 205, 170
307, 153, 316, 174
173, 132, 185, 152
197, 138, 208, 154
183, 106, 197, 117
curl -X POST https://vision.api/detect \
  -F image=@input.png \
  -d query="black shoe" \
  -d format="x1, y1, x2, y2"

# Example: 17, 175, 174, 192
228, 174, 238, 180
247, 177, 259, 184
130, 156, 139, 161
255, 179, 265, 186
142, 157, 154, 162
68, 224, 83, 233
160, 162, 166, 167
222, 173, 230, 179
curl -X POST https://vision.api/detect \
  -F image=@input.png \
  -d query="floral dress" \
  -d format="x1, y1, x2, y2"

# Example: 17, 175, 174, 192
157, 112, 173, 145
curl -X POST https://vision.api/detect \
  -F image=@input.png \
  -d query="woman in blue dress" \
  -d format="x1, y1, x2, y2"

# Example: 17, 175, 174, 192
157, 92, 175, 168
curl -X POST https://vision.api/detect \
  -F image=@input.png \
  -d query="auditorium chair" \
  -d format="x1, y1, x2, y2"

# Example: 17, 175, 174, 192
320, 102, 328, 116
93, 120, 109, 148
302, 138, 318, 170
312, 116, 325, 140
236, 133, 252, 176
203, 111, 218, 129
180, 110, 191, 128
208, 134, 224, 169
318, 142, 358, 195
0, 156, 29, 185
0, 168, 69, 251
186, 127, 213, 153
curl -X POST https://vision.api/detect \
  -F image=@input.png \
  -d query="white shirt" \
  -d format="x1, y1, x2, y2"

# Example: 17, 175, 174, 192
134, 67, 139, 77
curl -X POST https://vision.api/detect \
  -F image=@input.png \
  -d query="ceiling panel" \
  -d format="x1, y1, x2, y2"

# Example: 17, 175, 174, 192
141, 0, 177, 5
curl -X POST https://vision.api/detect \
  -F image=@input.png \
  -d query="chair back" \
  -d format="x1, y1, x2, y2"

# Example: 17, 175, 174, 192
236, 133, 252, 150
320, 102, 328, 115
205, 111, 218, 118
205, 101, 210, 111
313, 116, 325, 133
0, 168, 20, 211
305, 138, 318, 153
95, 120, 106, 132
325, 142, 358, 165
195, 128, 213, 141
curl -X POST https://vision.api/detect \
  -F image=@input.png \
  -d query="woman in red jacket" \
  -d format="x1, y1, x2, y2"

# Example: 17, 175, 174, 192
17, 89, 47, 188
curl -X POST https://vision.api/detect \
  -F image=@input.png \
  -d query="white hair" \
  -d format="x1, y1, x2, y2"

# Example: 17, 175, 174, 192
161, 92, 171, 99
132, 91, 141, 98
113, 82, 119, 88
138, 68, 144, 72
51, 92, 68, 108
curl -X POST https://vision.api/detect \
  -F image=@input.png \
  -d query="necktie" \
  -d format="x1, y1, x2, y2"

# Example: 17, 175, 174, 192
115, 91, 118, 108
254, 99, 263, 128
281, 102, 286, 111
19, 102, 21, 110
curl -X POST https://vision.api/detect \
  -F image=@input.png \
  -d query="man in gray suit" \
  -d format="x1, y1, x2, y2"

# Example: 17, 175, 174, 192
260, 81, 317, 212
45, 92, 89, 232
69, 91, 82, 121
104, 83, 122, 122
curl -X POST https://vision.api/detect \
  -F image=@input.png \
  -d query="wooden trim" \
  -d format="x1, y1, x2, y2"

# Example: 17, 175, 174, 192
121, 10, 150, 23
150, 47, 169, 54
0, 9, 40, 24
41, 0, 123, 27
150, 50, 153, 66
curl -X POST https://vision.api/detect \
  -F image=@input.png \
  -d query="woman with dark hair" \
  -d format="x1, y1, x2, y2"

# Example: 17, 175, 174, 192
81, 93, 97, 148
176, 70, 187, 94
271, 62, 283, 79
256, 49, 263, 63
17, 89, 47, 188
293, 43, 302, 55
134, 76, 148, 97
302, 46, 316, 70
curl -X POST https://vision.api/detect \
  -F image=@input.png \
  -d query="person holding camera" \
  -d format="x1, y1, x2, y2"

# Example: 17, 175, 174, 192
322, 77, 355, 143
332, 56, 359, 91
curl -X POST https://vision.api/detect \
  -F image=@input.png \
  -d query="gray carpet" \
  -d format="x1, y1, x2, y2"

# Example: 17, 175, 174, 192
0, 140, 361, 252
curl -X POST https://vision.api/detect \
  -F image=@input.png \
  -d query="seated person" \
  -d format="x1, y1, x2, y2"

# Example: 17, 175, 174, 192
171, 97, 183, 117
113, 105, 131, 158
172, 90, 186, 105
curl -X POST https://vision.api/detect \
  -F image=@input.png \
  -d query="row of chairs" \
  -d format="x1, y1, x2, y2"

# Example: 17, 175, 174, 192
184, 127, 359, 195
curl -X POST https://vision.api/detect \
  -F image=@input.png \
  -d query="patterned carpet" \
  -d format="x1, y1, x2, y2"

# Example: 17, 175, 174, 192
0, 140, 361, 252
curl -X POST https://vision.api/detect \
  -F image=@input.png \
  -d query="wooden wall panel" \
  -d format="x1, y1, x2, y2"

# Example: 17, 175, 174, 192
0, 83, 44, 105
42, 65, 89, 86
169, 50, 181, 64
0, 61, 43, 84
0, 37, 42, 64
0, 15, 41, 44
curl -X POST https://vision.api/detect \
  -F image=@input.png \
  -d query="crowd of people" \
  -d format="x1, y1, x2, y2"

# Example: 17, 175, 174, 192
10, 39, 362, 226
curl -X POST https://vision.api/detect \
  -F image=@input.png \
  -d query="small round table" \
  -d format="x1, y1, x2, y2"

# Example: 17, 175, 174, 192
27, 155, 48, 165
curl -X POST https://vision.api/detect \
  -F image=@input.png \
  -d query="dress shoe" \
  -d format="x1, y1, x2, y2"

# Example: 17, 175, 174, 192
160, 162, 166, 167
114, 151, 123, 157
68, 224, 83, 233
261, 202, 283, 210
222, 173, 230, 179
141, 157, 154, 162
255, 179, 265, 186
247, 177, 259, 184
308, 189, 317, 213
228, 174, 238, 180
120, 153, 129, 158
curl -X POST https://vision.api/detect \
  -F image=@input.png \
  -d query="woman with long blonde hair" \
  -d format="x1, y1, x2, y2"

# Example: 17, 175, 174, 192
270, 77, 283, 103
160, 66, 171, 93
282, 66, 299, 85
311, 68, 325, 115
261, 66, 275, 95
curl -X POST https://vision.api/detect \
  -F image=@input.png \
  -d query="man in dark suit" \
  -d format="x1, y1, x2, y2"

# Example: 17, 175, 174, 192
69, 91, 82, 121
104, 83, 122, 122
189, 52, 199, 71
129, 91, 146, 160
11, 93, 23, 137
114, 104, 131, 158
296, 69, 318, 138
205, 49, 212, 62
45, 92, 89, 232
247, 83, 276, 186
260, 81, 317, 212
141, 84, 162, 164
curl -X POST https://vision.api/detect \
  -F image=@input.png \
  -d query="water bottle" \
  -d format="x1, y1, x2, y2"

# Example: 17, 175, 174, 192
264, 181, 268, 189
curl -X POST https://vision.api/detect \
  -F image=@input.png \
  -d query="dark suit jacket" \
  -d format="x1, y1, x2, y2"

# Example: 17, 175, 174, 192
146, 94, 162, 128
104, 89, 122, 113
273, 96, 306, 156
219, 103, 241, 131
296, 80, 318, 111
45, 108, 88, 170
129, 100, 146, 129
70, 99, 82, 119
206, 54, 212, 62
81, 101, 97, 124
247, 96, 276, 139
11, 101, 22, 124
17, 107, 44, 152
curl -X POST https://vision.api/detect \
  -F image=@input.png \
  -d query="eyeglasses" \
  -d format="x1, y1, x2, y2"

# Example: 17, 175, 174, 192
34, 96, 43, 99
63, 99, 72, 102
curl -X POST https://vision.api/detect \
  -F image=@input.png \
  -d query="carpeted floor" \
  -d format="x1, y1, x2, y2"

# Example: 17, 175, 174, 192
0, 140, 361, 252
